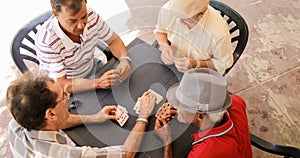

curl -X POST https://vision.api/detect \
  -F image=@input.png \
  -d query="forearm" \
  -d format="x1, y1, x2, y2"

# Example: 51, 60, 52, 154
163, 143, 172, 158
56, 77, 97, 93
59, 114, 99, 129
107, 33, 128, 59
124, 121, 148, 158
155, 32, 170, 46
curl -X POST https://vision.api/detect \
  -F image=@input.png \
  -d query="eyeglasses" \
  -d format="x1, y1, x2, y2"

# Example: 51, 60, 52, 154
56, 92, 70, 104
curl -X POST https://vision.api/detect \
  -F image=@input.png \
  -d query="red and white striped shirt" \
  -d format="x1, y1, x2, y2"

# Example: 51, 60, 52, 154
36, 7, 113, 79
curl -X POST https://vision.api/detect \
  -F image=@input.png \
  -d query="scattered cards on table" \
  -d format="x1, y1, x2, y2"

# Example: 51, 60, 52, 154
133, 89, 164, 114
116, 105, 129, 127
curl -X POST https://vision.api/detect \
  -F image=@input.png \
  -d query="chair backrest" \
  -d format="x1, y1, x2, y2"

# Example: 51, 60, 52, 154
209, 0, 249, 76
10, 11, 52, 74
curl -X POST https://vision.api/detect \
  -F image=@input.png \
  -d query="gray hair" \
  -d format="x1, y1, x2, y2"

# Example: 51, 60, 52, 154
50, 0, 86, 15
206, 111, 226, 123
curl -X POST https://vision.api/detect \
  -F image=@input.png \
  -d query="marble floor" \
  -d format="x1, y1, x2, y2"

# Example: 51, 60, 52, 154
0, 0, 299, 158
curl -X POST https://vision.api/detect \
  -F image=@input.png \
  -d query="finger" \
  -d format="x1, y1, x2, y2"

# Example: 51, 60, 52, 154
119, 67, 131, 82
105, 69, 117, 75
106, 114, 117, 120
154, 119, 163, 130
143, 90, 151, 96
106, 105, 117, 111
161, 54, 174, 65
161, 118, 168, 125
170, 109, 178, 115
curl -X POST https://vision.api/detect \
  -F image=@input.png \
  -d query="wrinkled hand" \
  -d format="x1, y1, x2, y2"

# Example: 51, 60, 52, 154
154, 119, 172, 144
115, 59, 131, 82
138, 91, 156, 118
95, 105, 117, 122
155, 103, 177, 123
159, 44, 175, 65
174, 57, 195, 72
95, 70, 120, 89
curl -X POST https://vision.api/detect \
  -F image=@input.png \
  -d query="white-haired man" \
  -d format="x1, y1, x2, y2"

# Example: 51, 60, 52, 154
154, 0, 233, 74
154, 68, 252, 158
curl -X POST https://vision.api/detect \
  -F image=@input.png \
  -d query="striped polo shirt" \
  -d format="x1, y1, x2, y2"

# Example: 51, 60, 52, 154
36, 7, 113, 79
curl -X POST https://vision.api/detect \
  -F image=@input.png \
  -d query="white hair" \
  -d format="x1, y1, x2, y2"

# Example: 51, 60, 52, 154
206, 110, 226, 123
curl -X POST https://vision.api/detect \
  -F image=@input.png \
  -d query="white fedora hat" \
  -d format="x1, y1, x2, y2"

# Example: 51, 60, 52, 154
168, 0, 210, 18
166, 68, 231, 113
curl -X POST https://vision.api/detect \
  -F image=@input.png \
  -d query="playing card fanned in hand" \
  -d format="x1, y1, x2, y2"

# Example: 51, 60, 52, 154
116, 105, 129, 127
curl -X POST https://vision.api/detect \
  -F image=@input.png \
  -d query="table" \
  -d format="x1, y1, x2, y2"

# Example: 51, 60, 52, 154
64, 38, 198, 158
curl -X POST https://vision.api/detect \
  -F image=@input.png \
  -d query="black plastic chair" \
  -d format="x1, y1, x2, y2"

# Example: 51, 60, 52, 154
10, 11, 113, 74
209, 0, 248, 76
10, 11, 52, 73
152, 0, 249, 76
250, 133, 300, 158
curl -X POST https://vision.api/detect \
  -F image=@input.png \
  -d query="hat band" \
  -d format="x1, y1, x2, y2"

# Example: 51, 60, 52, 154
175, 87, 209, 112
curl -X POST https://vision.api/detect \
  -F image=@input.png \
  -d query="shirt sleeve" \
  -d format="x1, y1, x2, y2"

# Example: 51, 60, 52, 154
36, 34, 66, 79
82, 145, 125, 158
210, 33, 233, 74
93, 12, 114, 42
154, 2, 171, 34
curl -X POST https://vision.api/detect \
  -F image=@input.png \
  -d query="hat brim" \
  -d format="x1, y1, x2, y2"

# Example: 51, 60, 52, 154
166, 83, 232, 113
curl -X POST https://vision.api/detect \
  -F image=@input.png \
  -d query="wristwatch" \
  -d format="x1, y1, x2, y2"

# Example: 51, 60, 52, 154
119, 56, 132, 63
136, 117, 148, 124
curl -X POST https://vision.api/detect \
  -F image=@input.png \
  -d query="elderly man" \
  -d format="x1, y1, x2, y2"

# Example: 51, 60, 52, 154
154, 68, 252, 157
36, 0, 131, 93
154, 0, 233, 74
7, 73, 156, 157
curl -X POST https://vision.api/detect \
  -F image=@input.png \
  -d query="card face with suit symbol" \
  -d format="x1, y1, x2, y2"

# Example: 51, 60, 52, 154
116, 105, 129, 127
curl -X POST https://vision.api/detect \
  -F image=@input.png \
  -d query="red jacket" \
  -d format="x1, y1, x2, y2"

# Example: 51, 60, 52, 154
188, 95, 252, 158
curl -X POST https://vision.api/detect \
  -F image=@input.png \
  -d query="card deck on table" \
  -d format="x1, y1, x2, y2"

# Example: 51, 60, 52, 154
116, 105, 129, 127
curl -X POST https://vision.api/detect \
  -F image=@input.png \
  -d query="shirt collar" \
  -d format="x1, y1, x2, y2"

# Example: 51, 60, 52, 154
53, 18, 80, 51
191, 111, 234, 145
176, 6, 211, 32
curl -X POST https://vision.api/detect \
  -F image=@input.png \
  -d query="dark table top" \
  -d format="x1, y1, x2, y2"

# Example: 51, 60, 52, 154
64, 38, 198, 158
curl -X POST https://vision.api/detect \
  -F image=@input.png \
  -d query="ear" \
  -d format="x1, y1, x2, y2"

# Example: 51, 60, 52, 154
198, 113, 206, 120
52, 10, 58, 17
45, 108, 57, 121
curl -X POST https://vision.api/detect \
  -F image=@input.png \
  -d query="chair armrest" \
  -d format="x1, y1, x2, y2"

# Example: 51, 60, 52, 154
96, 41, 115, 61
250, 133, 300, 157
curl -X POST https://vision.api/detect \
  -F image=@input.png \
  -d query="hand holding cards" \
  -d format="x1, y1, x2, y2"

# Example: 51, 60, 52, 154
155, 103, 177, 123
133, 89, 163, 114
135, 90, 157, 118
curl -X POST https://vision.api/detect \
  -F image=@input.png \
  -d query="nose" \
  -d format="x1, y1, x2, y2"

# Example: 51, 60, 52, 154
77, 21, 85, 30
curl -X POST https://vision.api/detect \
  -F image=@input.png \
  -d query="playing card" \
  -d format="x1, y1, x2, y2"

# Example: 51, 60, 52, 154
133, 99, 141, 114
149, 89, 164, 105
116, 105, 129, 127
117, 104, 127, 113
